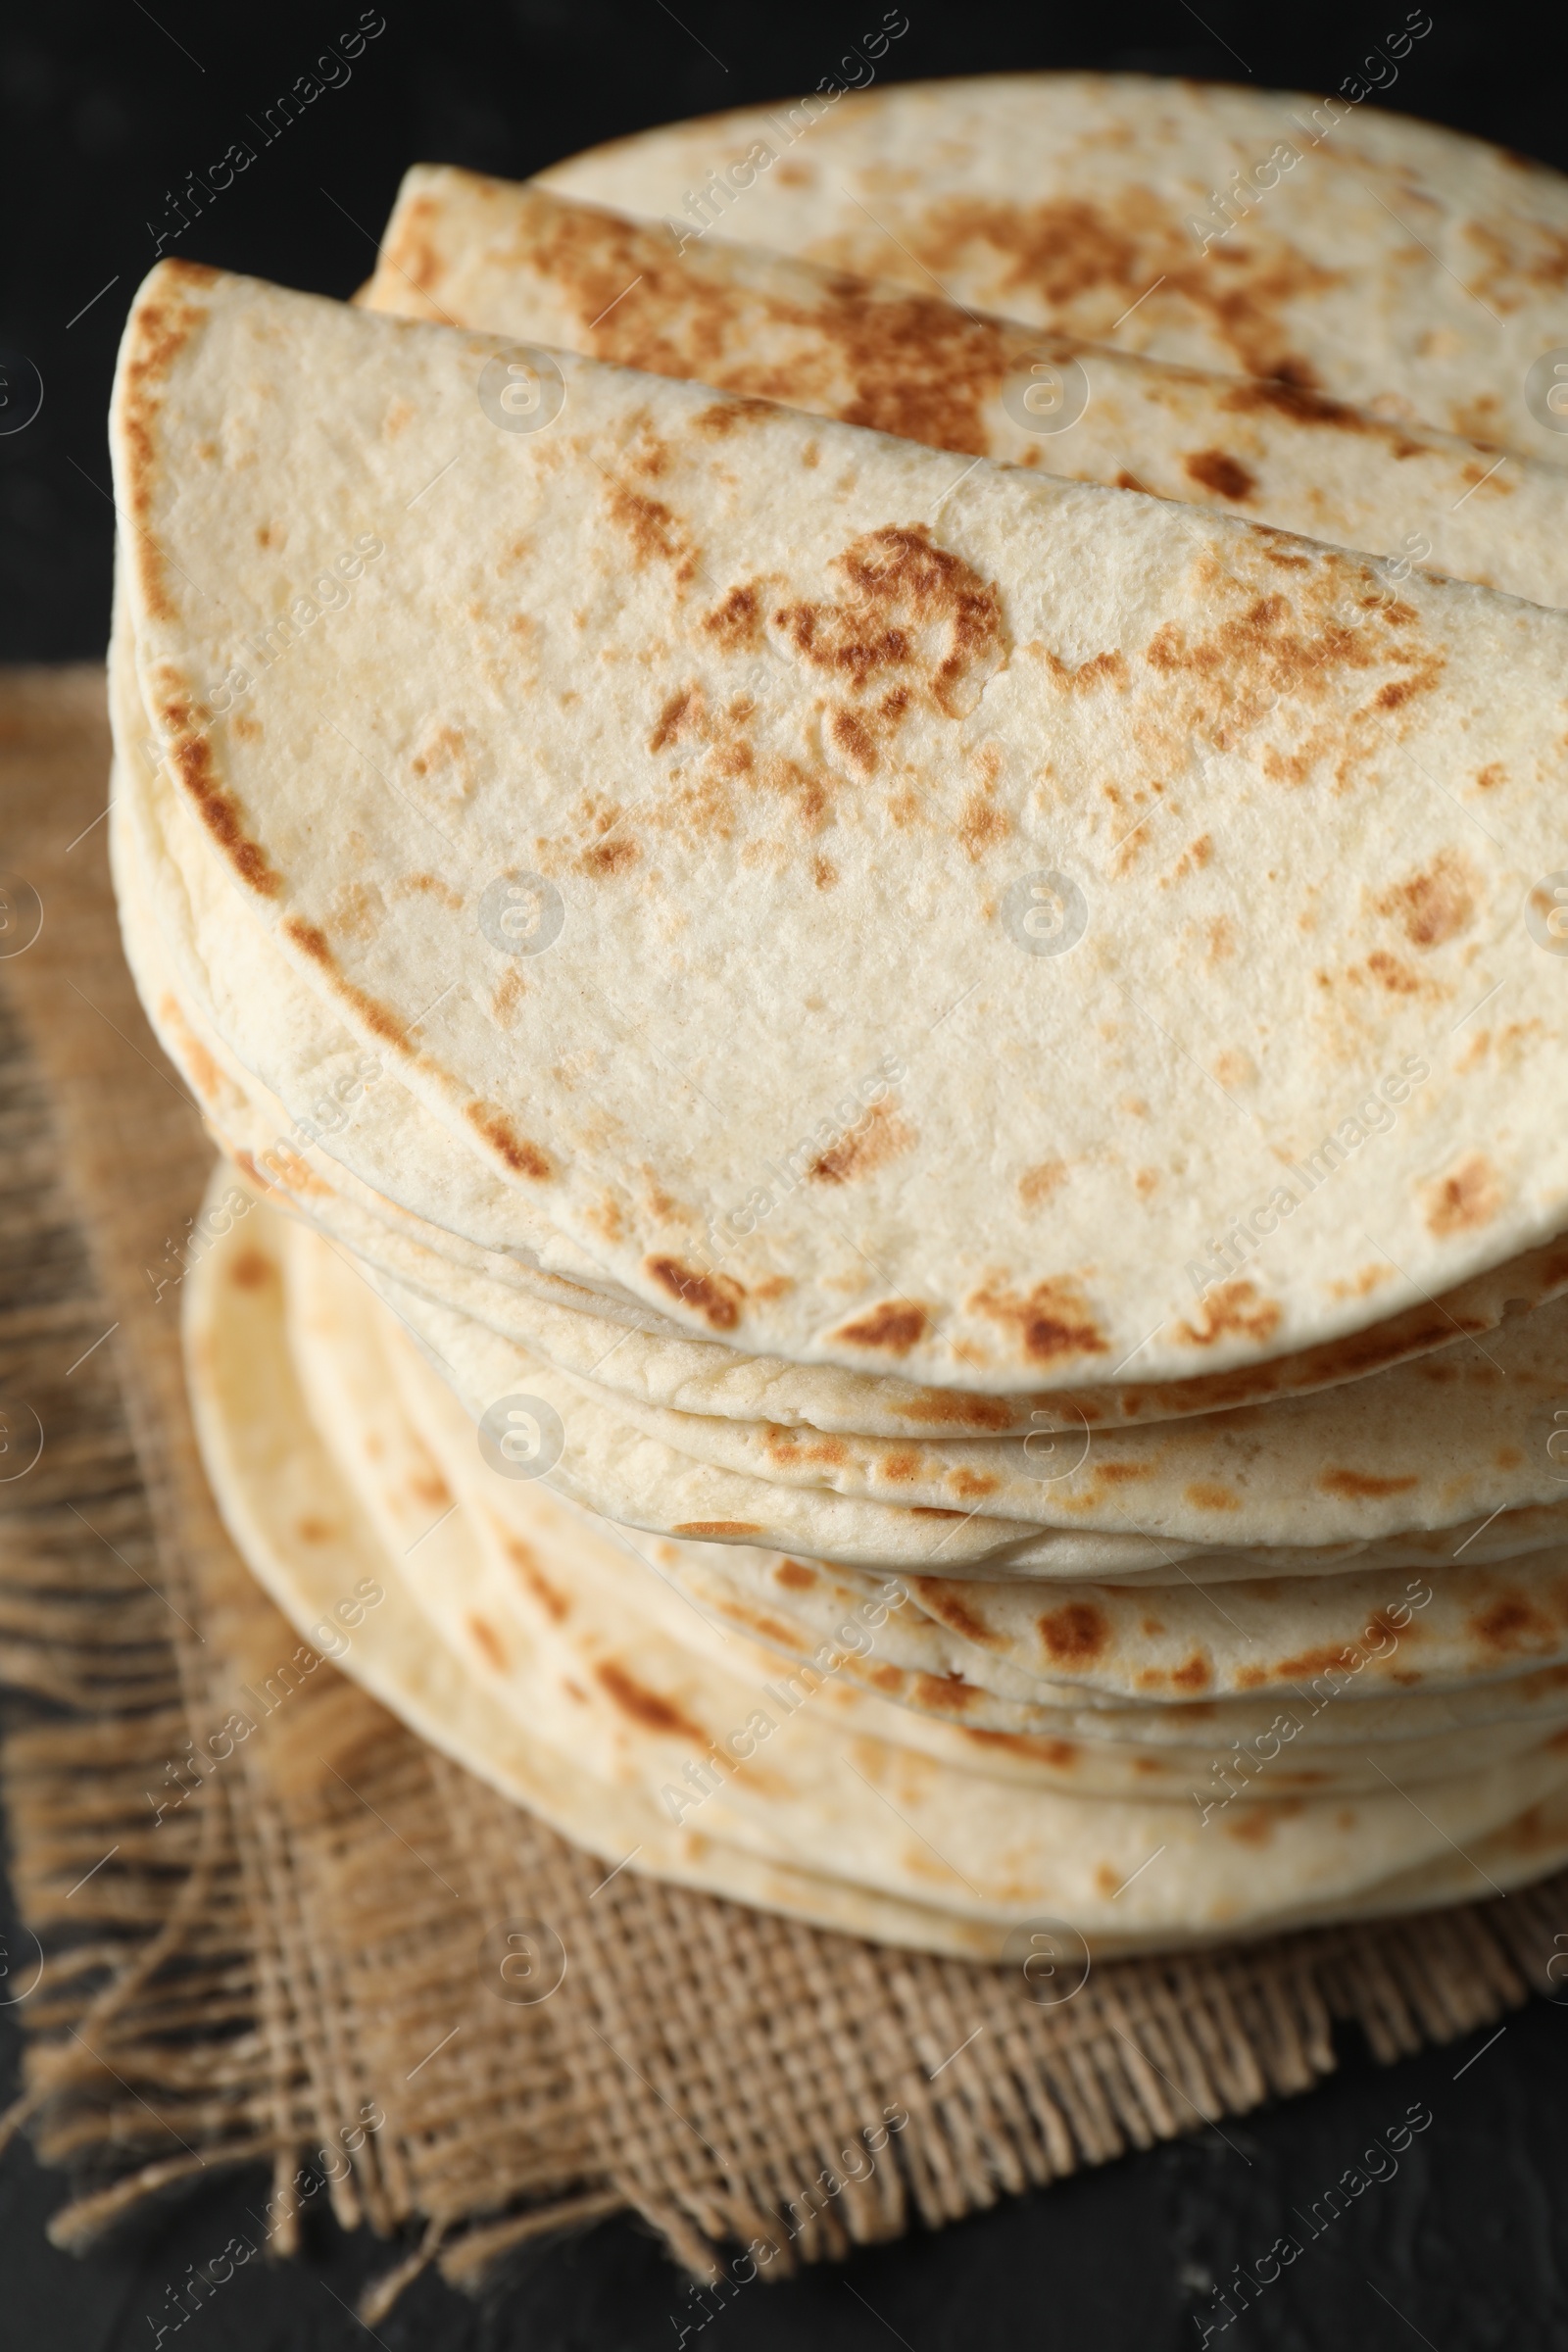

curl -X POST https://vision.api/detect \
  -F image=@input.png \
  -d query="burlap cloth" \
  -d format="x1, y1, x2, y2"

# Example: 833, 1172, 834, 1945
2, 665, 1564, 2313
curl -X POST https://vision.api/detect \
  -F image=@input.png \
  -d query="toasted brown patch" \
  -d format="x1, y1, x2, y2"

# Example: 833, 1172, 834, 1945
594, 1660, 706, 1740
1036, 1601, 1109, 1665
1224, 1808, 1275, 1845
646, 1254, 744, 1331
775, 1560, 817, 1591
1319, 1466, 1420, 1499
672, 1521, 762, 1538
505, 1536, 569, 1622
772, 523, 1006, 720
1184, 1481, 1241, 1512
834, 1299, 928, 1354
1170, 1653, 1212, 1691
890, 1387, 1017, 1431
1424, 1153, 1502, 1238
1176, 1279, 1282, 1350
1376, 849, 1476, 949
1184, 449, 1256, 502
227, 1249, 274, 1291
969, 1275, 1108, 1367
702, 582, 766, 651
466, 1614, 510, 1674
295, 1517, 333, 1544
915, 1586, 1001, 1645
1018, 1157, 1068, 1209
1467, 1594, 1555, 1654
912, 1671, 979, 1711
464, 1102, 554, 1182
808, 1097, 915, 1185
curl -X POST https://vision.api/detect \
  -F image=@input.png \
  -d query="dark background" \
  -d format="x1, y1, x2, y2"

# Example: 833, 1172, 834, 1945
5, 2, 1568, 2343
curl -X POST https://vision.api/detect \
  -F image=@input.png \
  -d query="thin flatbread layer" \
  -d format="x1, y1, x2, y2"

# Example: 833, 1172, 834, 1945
369, 168, 1568, 610
204, 1181, 1568, 1946
542, 73, 1568, 463
111, 262, 1568, 1394
116, 708, 1568, 1449
294, 1220, 1568, 1705
368, 1247, 1568, 1558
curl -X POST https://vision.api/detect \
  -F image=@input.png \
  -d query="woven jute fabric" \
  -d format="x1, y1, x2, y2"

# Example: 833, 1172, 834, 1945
2, 664, 1566, 2311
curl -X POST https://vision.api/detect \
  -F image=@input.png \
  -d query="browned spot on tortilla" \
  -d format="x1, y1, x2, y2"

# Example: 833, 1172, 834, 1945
1424, 1153, 1502, 1238
775, 1560, 817, 1591
891, 1387, 1017, 1431
466, 1614, 509, 1674
1018, 1157, 1068, 1209
578, 834, 637, 876
964, 1730, 1080, 1766
1175, 1280, 1282, 1350
773, 523, 1005, 719
672, 1521, 761, 1538
170, 732, 284, 897
1319, 1466, 1420, 1499
295, 1517, 333, 1544
1476, 761, 1505, 791
464, 1102, 553, 1182
505, 1536, 570, 1621
957, 791, 1009, 858
649, 685, 705, 753
409, 1468, 451, 1509
969, 1275, 1108, 1367
913, 1671, 979, 1711
227, 1249, 274, 1291
1185, 1481, 1241, 1512
808, 1098, 915, 1185
1184, 449, 1255, 501
1272, 1643, 1358, 1682
1225, 1808, 1275, 1845
1363, 949, 1424, 994
1037, 1601, 1109, 1665
811, 853, 838, 890
646, 1254, 744, 1330
1468, 1594, 1555, 1653
915, 1586, 999, 1644
1495, 1446, 1525, 1471
897, 193, 1342, 387
604, 480, 695, 576
834, 1299, 928, 1354
948, 1467, 1000, 1500
1171, 1653, 1212, 1691
594, 1660, 706, 1740
702, 582, 766, 652
1376, 848, 1476, 949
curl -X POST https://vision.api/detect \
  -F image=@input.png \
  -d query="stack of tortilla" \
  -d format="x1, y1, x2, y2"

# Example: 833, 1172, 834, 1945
107, 77, 1568, 1958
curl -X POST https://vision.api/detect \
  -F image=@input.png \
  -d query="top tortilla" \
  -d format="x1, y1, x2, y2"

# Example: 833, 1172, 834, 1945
111, 260, 1568, 1393
542, 72, 1568, 464
368, 168, 1568, 612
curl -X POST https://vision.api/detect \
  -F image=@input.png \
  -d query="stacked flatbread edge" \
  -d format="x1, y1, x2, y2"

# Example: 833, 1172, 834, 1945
107, 76, 1568, 1956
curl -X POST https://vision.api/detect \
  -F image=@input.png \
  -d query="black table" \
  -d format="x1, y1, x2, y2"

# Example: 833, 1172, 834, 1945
5, 5, 1566, 2341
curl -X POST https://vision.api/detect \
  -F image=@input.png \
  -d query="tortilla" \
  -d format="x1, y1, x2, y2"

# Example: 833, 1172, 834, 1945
368, 168, 1568, 611
542, 73, 1568, 463
111, 261, 1568, 1399
182, 1174, 1568, 1955
115, 722, 1568, 1458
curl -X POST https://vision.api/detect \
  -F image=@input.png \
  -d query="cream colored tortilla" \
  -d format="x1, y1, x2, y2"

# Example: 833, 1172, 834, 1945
368, 168, 1568, 610
366, 1243, 1568, 1566
119, 774, 1568, 1587
115, 718, 1568, 1459
543, 73, 1568, 464
185, 1175, 1568, 1953
111, 261, 1568, 1399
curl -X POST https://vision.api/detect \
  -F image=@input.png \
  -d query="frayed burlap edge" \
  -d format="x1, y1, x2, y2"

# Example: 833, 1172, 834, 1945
3, 666, 1567, 2318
